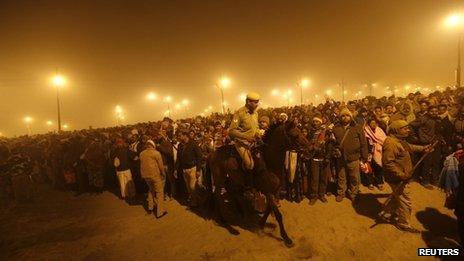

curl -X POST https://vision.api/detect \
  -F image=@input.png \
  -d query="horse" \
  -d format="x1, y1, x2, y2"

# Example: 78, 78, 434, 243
208, 119, 310, 248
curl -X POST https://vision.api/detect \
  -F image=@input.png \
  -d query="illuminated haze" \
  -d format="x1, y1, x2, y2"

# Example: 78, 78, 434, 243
0, 0, 462, 136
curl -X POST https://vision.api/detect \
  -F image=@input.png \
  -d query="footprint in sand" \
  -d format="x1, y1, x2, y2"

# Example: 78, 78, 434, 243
292, 236, 317, 259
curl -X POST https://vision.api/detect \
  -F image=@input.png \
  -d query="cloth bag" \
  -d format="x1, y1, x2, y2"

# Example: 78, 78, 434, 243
285, 151, 298, 183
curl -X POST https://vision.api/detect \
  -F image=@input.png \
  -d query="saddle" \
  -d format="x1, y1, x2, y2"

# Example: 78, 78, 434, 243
220, 145, 242, 171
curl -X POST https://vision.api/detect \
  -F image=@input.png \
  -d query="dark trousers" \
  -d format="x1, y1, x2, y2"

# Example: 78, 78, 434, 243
421, 146, 441, 185
164, 163, 176, 198
75, 162, 89, 193
336, 160, 360, 198
365, 161, 384, 186
309, 160, 328, 199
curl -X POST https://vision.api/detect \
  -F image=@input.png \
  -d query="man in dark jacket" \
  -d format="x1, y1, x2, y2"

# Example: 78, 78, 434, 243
410, 106, 443, 189
416, 100, 429, 118
332, 108, 369, 202
156, 128, 176, 199
438, 104, 455, 148
382, 120, 429, 233
354, 107, 368, 125
82, 137, 106, 192
307, 114, 334, 205
177, 130, 203, 206
127, 130, 146, 193
111, 138, 135, 199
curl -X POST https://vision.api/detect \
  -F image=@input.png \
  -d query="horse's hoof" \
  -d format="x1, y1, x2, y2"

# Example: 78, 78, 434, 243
226, 226, 240, 235
284, 238, 295, 248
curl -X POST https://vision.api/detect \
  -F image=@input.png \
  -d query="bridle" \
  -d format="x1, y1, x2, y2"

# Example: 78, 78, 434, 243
282, 123, 309, 157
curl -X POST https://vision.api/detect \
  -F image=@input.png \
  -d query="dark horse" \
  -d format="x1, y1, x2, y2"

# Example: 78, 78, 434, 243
208, 120, 310, 247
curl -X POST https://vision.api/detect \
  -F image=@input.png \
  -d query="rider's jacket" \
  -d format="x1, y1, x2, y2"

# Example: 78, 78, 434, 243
228, 106, 259, 147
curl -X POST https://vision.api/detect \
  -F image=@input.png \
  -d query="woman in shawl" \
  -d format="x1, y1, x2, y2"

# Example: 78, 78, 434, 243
364, 117, 387, 190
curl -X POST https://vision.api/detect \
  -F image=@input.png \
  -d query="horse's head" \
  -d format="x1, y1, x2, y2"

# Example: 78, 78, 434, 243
283, 118, 311, 156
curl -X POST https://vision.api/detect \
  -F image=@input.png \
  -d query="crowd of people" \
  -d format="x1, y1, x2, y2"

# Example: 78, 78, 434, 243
1, 86, 464, 237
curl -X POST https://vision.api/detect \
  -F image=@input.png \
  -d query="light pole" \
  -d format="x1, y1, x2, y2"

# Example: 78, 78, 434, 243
444, 13, 464, 88
115, 105, 124, 125
217, 76, 230, 114
164, 96, 172, 118
146, 92, 158, 120
458, 34, 462, 88
174, 103, 181, 119
46, 120, 53, 132
325, 89, 333, 100
283, 90, 292, 106
24, 116, 33, 135
298, 78, 310, 105
340, 80, 346, 102
182, 99, 189, 118
52, 74, 66, 132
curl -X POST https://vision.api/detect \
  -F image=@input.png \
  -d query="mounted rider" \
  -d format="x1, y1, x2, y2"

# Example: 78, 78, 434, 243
228, 92, 261, 175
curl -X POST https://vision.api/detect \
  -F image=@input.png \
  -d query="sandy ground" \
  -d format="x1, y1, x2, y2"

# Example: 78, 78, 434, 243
0, 182, 460, 261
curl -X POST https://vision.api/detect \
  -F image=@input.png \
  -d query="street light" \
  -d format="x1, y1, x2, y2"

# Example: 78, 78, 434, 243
298, 78, 310, 105
238, 93, 247, 101
115, 105, 124, 125
146, 92, 157, 101
271, 89, 280, 96
220, 77, 230, 88
217, 76, 230, 114
115, 105, 122, 114
282, 90, 292, 106
181, 99, 190, 118
444, 13, 464, 88
339, 81, 346, 102
51, 73, 66, 132
62, 124, 69, 130
445, 14, 463, 27
24, 116, 33, 135
46, 120, 53, 132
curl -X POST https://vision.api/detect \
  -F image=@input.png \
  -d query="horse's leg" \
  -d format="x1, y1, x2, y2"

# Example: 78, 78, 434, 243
259, 197, 272, 229
213, 191, 240, 235
269, 194, 294, 248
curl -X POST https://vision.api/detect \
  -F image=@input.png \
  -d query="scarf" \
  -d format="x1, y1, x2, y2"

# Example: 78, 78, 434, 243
364, 125, 387, 166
